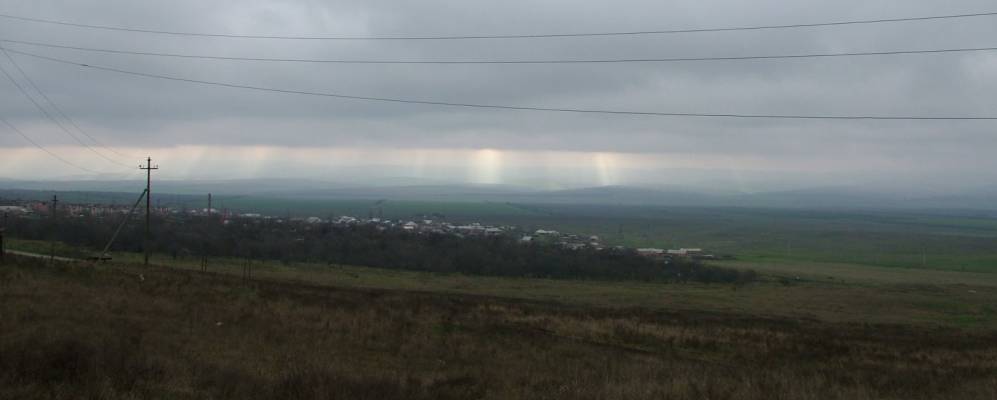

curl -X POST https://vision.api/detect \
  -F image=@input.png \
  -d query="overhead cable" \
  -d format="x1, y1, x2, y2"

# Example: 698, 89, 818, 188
3, 38, 996, 64
0, 115, 105, 174
5, 47, 995, 121
0, 10, 995, 40
0, 46, 139, 161
0, 53, 131, 168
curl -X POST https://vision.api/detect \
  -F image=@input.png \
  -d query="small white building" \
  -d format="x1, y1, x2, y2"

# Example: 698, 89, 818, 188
668, 248, 704, 257
562, 243, 586, 250
456, 225, 486, 234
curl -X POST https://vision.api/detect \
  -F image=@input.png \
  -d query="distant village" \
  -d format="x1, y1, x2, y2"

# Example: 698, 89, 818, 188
0, 198, 718, 262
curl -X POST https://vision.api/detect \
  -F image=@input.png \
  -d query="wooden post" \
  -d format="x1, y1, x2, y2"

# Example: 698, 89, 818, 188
0, 211, 5, 264
140, 157, 159, 266
50, 195, 57, 263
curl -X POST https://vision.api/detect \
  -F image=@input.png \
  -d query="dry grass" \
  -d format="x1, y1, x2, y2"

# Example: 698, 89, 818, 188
1, 256, 996, 399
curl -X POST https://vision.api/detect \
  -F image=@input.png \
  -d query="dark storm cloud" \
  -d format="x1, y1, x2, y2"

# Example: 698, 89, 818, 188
0, 0, 996, 180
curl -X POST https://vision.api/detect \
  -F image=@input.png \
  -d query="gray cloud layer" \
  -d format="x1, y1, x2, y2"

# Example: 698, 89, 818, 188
0, 0, 995, 185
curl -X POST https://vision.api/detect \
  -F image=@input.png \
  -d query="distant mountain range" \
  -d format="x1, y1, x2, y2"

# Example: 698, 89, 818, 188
2, 178, 996, 211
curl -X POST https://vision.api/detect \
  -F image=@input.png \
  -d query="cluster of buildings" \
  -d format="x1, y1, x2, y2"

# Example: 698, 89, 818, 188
323, 214, 712, 261
636, 247, 717, 261
522, 229, 602, 250
1, 197, 714, 262
330, 216, 511, 238
0, 205, 30, 215
217, 212, 613, 252
0, 200, 139, 218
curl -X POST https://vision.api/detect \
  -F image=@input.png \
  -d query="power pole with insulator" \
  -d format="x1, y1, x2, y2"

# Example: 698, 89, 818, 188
140, 157, 158, 265
0, 213, 6, 265
0, 211, 7, 264
203, 192, 212, 272
50, 194, 58, 263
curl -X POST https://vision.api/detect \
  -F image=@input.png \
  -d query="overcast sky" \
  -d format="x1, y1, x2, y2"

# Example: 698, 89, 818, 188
0, 0, 995, 190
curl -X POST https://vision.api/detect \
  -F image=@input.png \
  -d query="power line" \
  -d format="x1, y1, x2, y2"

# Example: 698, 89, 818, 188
0, 51, 132, 168
0, 10, 995, 40
0, 114, 105, 174
0, 57, 129, 167
4, 38, 997, 64
0, 47, 139, 160
6, 47, 996, 121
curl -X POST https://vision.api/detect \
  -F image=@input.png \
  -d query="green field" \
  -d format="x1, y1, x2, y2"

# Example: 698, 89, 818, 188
199, 200, 997, 273
453, 205, 997, 273
143, 256, 997, 330
6, 238, 997, 330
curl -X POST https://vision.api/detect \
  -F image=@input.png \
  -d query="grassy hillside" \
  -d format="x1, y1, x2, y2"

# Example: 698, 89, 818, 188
7, 238, 997, 329
2, 256, 996, 399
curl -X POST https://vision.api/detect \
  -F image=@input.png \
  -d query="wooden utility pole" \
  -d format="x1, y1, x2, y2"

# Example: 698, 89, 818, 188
1, 212, 6, 265
1, 211, 7, 264
140, 157, 158, 265
50, 194, 58, 263
242, 257, 252, 282
202, 193, 212, 272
